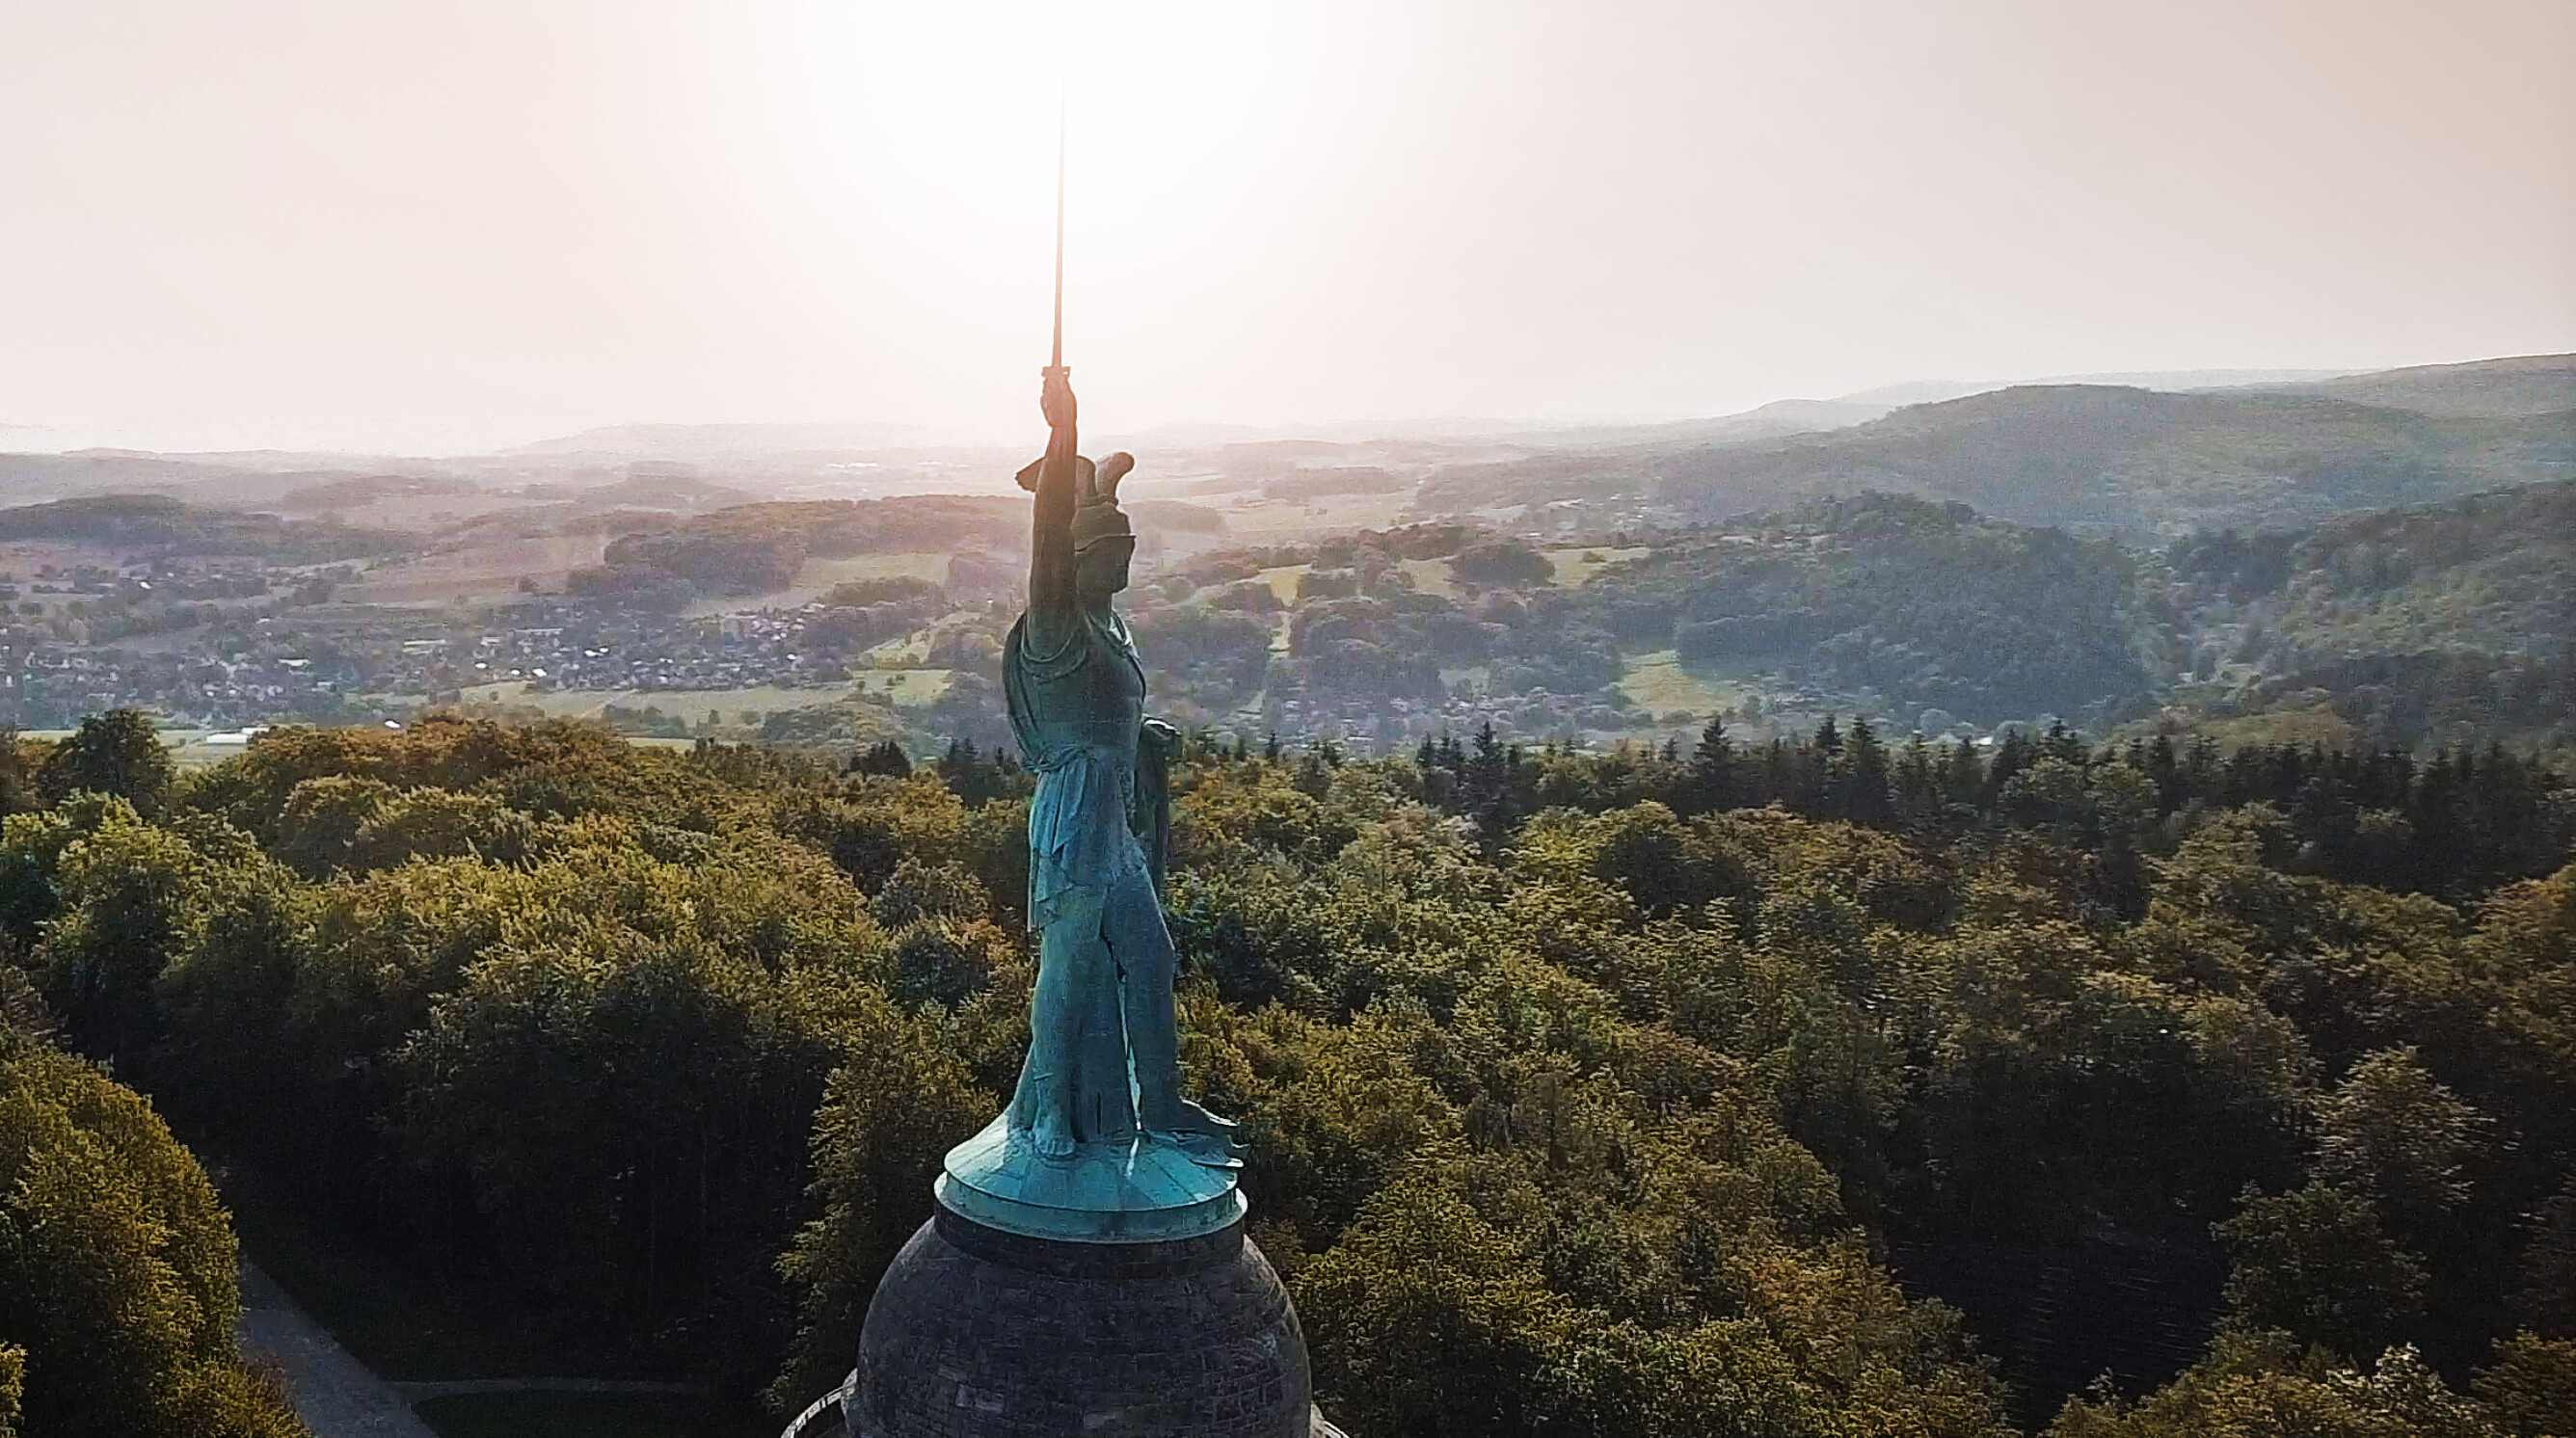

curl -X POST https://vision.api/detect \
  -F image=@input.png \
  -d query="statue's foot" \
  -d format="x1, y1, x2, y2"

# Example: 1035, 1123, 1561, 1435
1030, 1110, 1077, 1160
1178, 1100, 1245, 1143
1150, 1126, 1247, 1170
1141, 1102, 1247, 1169
1143, 1096, 1243, 1138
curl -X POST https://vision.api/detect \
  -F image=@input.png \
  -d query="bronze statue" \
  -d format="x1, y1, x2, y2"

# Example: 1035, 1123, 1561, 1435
851, 107, 1310, 1438
996, 367, 1243, 1168
933, 119, 1246, 1240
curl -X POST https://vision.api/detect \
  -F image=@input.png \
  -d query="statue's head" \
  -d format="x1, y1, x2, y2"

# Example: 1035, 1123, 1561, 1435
1075, 531, 1133, 599
1073, 452, 1136, 601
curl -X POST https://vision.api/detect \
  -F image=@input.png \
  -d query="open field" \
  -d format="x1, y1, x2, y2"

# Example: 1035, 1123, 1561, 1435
1232, 546, 1625, 603
0, 540, 135, 617
41, 726, 309, 769
852, 667, 953, 706
2172, 702, 2364, 751
859, 609, 991, 669
326, 493, 550, 532
678, 550, 953, 616
153, 726, 852, 766
336, 535, 608, 606
0, 539, 123, 575
455, 680, 871, 720
171, 733, 281, 767
1617, 650, 1750, 720
1208, 491, 1418, 538
1254, 564, 1309, 604
1544, 545, 1651, 586
1397, 556, 1457, 598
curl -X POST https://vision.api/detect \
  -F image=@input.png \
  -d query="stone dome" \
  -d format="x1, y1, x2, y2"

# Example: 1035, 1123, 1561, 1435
847, 1204, 1310, 1438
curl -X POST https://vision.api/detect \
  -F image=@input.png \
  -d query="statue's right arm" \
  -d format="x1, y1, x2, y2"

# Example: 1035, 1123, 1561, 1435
1027, 370, 1081, 641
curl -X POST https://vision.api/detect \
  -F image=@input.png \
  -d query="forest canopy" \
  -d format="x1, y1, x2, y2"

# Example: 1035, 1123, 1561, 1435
0, 707, 2569, 1437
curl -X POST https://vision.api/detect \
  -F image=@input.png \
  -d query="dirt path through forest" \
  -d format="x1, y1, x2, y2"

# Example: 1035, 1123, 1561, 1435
235, 1259, 442, 1438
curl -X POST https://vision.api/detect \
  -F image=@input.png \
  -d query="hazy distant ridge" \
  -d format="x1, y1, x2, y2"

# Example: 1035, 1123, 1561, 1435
2242, 353, 2576, 418
509, 422, 956, 457
1414, 355, 2576, 538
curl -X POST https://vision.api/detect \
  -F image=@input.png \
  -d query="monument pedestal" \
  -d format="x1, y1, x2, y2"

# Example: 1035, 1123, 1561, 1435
845, 1121, 1312, 1438
936, 1114, 1248, 1243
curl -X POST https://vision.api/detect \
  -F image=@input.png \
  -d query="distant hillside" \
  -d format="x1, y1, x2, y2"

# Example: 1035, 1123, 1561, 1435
274, 472, 483, 511
0, 450, 266, 506
1417, 371, 2574, 538
2175, 479, 2576, 745
0, 493, 415, 562
511, 422, 945, 457
2247, 353, 2576, 419
0, 448, 470, 512
585, 495, 1027, 598
1631, 493, 2155, 723
1681, 384, 2572, 533
2274, 477, 2576, 656
1516, 397, 1899, 452
576, 468, 758, 513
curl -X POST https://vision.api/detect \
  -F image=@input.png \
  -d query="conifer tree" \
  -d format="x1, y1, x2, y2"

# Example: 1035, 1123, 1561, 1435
1839, 715, 1892, 822
2146, 732, 2180, 812
1945, 736, 1986, 810
1894, 732, 1939, 814
1691, 716, 1737, 813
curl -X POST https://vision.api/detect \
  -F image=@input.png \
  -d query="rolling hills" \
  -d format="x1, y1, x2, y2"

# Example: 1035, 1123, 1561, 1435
1415, 355, 2576, 539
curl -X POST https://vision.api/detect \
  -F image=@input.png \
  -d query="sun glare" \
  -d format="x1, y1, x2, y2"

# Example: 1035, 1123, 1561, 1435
725, 2, 1337, 426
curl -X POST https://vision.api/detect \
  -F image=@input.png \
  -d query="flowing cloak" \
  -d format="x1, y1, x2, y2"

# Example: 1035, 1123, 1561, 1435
1002, 607, 1164, 932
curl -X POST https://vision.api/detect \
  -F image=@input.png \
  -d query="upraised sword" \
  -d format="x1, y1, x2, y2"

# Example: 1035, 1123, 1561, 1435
1046, 93, 1067, 386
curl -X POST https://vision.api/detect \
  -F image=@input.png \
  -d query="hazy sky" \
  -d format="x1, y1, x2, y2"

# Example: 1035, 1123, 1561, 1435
4, 1, 2572, 453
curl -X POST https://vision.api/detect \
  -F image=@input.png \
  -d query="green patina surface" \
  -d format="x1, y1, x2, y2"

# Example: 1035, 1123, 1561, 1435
940, 1116, 1246, 1243
947, 428, 1248, 1243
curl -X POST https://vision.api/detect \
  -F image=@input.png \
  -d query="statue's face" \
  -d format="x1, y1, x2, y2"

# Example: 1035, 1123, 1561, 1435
1076, 537, 1133, 599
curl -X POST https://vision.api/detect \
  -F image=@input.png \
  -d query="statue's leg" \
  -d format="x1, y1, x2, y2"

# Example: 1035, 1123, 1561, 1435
1105, 862, 1184, 1130
1105, 860, 1241, 1160
1019, 896, 1135, 1154
1010, 919, 1082, 1158
1072, 917, 1138, 1144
